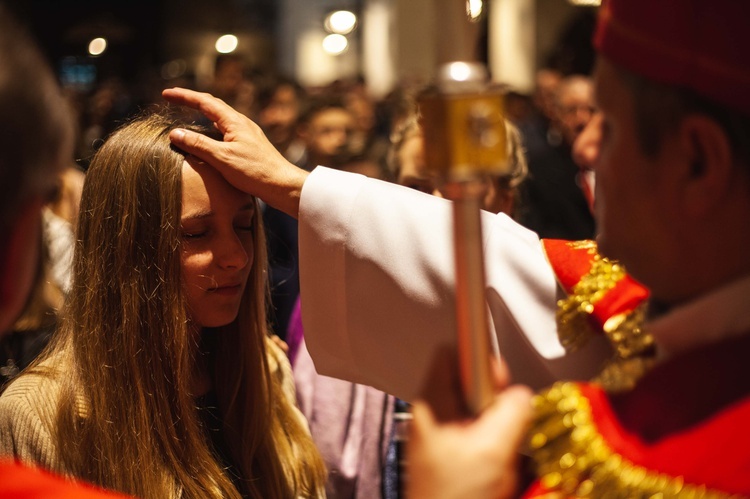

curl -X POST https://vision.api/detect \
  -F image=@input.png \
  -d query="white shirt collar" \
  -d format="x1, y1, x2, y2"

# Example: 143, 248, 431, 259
647, 273, 750, 356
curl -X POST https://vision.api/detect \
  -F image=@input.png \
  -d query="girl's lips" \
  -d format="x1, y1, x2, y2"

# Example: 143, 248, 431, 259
210, 283, 242, 295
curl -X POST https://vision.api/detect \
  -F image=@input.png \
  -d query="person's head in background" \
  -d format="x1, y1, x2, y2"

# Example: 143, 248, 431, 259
297, 94, 355, 170
31, 110, 325, 497
341, 77, 378, 154
554, 75, 595, 147
210, 53, 256, 119
504, 91, 534, 126
389, 115, 528, 218
0, 6, 74, 335
533, 68, 563, 123
256, 76, 307, 157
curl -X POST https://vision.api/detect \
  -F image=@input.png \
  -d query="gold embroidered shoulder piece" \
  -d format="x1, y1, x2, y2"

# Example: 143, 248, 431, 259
556, 250, 626, 352
554, 241, 655, 392
526, 382, 738, 499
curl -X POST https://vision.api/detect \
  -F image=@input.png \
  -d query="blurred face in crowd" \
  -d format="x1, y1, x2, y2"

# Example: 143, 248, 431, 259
396, 132, 515, 215
397, 133, 439, 196
535, 69, 562, 122
258, 84, 300, 149
588, 59, 675, 288
301, 107, 355, 166
180, 158, 255, 329
345, 91, 376, 134
213, 58, 244, 96
557, 77, 595, 146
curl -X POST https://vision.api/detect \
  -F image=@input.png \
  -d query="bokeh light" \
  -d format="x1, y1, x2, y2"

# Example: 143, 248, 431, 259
322, 34, 348, 55
215, 34, 238, 54
88, 37, 107, 56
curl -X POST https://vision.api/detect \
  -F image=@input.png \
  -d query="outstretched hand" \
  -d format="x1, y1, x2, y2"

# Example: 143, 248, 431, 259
162, 87, 309, 218
407, 359, 532, 499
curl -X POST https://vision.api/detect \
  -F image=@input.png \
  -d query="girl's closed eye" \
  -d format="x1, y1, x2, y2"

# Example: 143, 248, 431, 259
183, 231, 207, 239
235, 221, 254, 232
234, 210, 255, 233
181, 225, 209, 239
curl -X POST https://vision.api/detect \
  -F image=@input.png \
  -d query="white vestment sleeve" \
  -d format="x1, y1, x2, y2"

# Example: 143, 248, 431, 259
298, 167, 610, 401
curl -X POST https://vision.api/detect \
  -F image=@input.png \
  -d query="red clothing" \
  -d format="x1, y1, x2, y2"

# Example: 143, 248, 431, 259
525, 333, 750, 497
0, 461, 131, 498
528, 240, 750, 495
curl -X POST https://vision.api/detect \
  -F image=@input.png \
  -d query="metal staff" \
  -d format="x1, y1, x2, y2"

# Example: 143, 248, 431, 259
418, 0, 510, 415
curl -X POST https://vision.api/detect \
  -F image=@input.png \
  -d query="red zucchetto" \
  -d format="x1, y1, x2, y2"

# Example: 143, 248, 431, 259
594, 0, 750, 116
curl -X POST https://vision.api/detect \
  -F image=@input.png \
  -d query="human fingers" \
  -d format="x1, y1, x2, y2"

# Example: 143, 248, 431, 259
477, 385, 533, 459
408, 389, 532, 499
457, 386, 532, 498
168, 128, 235, 172
490, 356, 510, 391
162, 88, 241, 134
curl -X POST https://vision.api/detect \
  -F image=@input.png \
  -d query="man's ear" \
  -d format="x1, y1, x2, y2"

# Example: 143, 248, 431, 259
679, 114, 733, 216
0, 200, 42, 335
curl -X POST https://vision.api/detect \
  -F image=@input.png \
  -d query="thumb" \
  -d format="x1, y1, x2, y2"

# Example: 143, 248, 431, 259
476, 385, 533, 459
169, 128, 229, 167
490, 356, 510, 392
409, 400, 438, 442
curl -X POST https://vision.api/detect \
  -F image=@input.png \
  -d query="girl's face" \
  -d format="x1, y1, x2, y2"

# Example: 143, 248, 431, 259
180, 157, 255, 329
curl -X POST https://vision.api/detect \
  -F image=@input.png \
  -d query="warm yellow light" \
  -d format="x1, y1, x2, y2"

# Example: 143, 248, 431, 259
322, 34, 348, 55
567, 0, 601, 6
325, 10, 357, 34
467, 0, 483, 21
448, 61, 472, 81
88, 37, 107, 56
215, 34, 238, 54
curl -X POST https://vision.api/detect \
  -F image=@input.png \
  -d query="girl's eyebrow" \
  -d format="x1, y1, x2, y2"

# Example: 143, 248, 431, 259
181, 209, 213, 221
182, 202, 254, 222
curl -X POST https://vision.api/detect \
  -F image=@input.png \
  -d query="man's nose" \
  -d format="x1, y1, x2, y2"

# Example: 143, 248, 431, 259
573, 112, 603, 170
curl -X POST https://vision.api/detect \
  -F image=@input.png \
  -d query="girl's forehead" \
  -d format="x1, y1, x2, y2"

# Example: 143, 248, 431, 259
181, 159, 254, 215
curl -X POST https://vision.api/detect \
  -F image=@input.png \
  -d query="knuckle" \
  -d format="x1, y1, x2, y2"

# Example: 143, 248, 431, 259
190, 133, 206, 151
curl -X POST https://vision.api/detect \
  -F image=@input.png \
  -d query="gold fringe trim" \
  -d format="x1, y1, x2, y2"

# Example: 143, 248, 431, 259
554, 241, 655, 391
555, 250, 626, 353
527, 382, 741, 499
594, 304, 656, 392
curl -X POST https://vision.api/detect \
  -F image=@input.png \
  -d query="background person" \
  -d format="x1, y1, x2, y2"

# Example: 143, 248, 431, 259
0, 5, 131, 497
389, 114, 528, 217
518, 75, 597, 239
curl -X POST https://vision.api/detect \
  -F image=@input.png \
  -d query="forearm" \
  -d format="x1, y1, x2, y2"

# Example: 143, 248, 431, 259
297, 168, 572, 400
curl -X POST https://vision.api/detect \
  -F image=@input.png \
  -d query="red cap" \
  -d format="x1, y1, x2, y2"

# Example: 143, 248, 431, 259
594, 0, 750, 116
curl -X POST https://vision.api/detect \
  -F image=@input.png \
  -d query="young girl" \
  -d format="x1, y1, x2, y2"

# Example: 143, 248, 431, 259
0, 111, 326, 498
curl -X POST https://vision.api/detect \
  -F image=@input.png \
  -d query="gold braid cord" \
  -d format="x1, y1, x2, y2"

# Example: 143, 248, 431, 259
555, 249, 626, 352
594, 304, 656, 392
527, 382, 740, 499
554, 243, 655, 392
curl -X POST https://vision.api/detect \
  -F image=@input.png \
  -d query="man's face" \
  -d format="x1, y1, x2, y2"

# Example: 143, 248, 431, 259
302, 107, 354, 165
258, 85, 300, 148
590, 59, 677, 288
557, 79, 595, 146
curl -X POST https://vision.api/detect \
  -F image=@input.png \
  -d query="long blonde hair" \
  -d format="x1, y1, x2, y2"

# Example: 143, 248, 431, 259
40, 110, 325, 498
